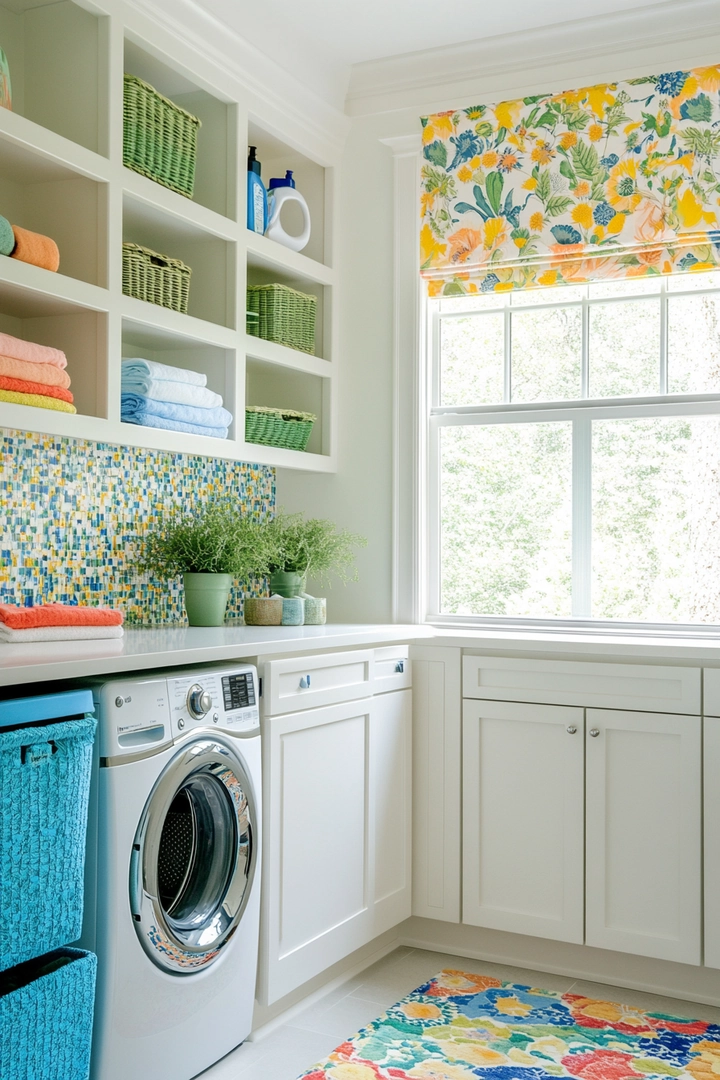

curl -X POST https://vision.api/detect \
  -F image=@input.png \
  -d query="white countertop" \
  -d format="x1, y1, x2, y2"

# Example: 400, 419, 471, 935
4, 621, 720, 690
0, 624, 429, 688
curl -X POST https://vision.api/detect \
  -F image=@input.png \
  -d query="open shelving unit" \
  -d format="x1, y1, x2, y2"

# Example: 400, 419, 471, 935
0, 0, 339, 471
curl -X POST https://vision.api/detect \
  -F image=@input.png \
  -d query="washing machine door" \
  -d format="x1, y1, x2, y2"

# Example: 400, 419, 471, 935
129, 736, 257, 974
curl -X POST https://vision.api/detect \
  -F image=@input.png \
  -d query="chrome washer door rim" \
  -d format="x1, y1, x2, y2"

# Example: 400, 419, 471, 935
129, 736, 256, 974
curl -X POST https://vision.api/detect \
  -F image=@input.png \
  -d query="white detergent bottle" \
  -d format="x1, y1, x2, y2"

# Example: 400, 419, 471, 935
265, 170, 311, 252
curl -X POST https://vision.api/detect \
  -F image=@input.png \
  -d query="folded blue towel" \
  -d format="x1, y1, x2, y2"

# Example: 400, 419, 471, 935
121, 412, 229, 439
122, 357, 206, 387
121, 392, 232, 429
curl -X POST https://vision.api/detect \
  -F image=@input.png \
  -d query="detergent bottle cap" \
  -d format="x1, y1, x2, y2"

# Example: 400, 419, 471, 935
247, 146, 262, 176
269, 169, 296, 190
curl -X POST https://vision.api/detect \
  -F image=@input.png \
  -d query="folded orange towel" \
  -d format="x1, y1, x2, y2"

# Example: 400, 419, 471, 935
0, 375, 73, 403
11, 224, 60, 273
0, 354, 71, 388
0, 603, 124, 629
0, 332, 66, 368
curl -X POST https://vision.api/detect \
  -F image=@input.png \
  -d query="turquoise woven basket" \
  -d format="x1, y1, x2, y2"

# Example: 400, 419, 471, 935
0, 948, 97, 1080
0, 701, 96, 972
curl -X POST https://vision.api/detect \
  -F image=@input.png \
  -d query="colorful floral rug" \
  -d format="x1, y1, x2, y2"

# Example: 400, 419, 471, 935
298, 969, 720, 1080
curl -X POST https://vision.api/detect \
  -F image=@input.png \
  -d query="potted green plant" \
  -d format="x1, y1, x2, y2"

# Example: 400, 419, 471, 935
264, 512, 367, 598
140, 505, 271, 626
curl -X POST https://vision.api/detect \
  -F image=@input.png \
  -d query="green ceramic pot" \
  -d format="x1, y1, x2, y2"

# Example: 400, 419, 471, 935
183, 572, 232, 626
269, 570, 306, 598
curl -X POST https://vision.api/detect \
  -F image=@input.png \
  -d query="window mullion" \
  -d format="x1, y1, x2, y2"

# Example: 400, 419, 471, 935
660, 278, 668, 394
581, 289, 590, 398
572, 416, 592, 617
504, 306, 512, 403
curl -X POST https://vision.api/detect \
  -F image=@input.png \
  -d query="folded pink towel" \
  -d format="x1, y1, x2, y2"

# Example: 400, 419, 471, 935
0, 332, 67, 369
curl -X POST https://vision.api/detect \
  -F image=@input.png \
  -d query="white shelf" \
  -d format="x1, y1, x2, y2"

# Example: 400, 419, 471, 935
244, 334, 331, 377
122, 168, 239, 243
246, 231, 334, 287
0, 259, 110, 317
239, 442, 335, 472
0, 97, 110, 184
120, 296, 237, 349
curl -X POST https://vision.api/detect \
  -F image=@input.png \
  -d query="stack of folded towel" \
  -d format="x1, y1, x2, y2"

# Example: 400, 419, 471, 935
0, 331, 76, 414
121, 358, 232, 438
0, 213, 60, 272
0, 603, 124, 643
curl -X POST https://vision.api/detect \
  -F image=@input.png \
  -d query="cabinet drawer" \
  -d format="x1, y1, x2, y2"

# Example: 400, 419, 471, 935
263, 650, 374, 715
463, 655, 700, 714
374, 646, 411, 693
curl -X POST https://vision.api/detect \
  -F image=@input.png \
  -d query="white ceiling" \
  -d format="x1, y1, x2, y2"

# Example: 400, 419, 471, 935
195, 0, 670, 106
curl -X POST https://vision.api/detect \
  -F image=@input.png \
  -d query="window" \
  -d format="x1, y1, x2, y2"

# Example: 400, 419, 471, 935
427, 271, 720, 627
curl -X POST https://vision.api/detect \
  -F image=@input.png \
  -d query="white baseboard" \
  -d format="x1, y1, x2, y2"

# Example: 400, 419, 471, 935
398, 918, 720, 1008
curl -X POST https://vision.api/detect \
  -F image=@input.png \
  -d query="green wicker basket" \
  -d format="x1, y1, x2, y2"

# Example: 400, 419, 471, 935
245, 406, 316, 451
246, 283, 316, 354
123, 73, 201, 199
122, 242, 191, 314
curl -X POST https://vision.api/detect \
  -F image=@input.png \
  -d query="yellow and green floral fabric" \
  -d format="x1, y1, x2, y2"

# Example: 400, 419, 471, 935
421, 66, 720, 295
300, 969, 720, 1080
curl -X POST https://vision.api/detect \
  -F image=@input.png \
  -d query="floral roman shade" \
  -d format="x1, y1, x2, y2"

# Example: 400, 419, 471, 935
420, 66, 720, 295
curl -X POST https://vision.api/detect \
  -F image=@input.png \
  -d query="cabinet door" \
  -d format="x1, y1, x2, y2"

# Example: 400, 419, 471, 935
585, 708, 701, 964
705, 717, 720, 968
411, 646, 462, 923
258, 698, 374, 1005
371, 689, 412, 935
463, 699, 584, 943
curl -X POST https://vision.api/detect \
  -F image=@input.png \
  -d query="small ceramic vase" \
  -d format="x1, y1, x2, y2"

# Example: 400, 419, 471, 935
243, 597, 283, 626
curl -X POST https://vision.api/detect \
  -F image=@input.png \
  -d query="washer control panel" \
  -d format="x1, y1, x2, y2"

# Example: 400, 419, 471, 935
167, 665, 260, 738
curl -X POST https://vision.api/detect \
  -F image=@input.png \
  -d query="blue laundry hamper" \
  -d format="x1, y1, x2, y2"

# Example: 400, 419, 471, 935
0, 690, 96, 971
0, 947, 96, 1080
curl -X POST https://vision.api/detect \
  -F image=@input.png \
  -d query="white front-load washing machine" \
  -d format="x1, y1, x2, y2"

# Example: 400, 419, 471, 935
82, 664, 261, 1080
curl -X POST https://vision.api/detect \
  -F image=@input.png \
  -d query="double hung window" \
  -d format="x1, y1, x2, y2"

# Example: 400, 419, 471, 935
427, 271, 720, 627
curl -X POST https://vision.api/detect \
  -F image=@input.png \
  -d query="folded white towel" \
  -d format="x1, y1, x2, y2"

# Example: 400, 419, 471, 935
0, 625, 125, 643
122, 376, 223, 409
122, 358, 207, 387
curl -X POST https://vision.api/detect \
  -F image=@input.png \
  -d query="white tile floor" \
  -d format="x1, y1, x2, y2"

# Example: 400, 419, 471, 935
201, 946, 720, 1080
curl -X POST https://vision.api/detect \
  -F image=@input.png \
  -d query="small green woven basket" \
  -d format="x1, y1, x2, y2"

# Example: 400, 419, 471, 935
122, 242, 192, 314
123, 73, 201, 199
246, 283, 316, 354
245, 406, 316, 452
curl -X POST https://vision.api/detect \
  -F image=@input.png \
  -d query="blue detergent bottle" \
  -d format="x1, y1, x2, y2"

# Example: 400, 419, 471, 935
247, 146, 268, 234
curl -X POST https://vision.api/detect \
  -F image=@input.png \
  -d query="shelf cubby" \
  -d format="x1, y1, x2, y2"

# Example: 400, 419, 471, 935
247, 120, 327, 267
123, 192, 236, 329
0, 0, 108, 155
123, 38, 237, 220
121, 317, 237, 438
246, 359, 329, 458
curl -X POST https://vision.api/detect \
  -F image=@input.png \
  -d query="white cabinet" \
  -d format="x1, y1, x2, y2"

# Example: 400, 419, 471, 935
462, 699, 584, 944
704, 715, 720, 968
585, 709, 701, 965
411, 646, 461, 923
258, 649, 412, 1005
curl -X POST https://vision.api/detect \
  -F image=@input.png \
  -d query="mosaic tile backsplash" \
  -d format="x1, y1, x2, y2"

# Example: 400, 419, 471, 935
0, 430, 276, 625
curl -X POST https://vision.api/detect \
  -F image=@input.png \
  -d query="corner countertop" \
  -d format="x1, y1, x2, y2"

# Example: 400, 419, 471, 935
0, 624, 431, 688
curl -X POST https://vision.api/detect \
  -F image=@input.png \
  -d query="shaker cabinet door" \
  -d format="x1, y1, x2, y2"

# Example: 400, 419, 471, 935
371, 688, 412, 936
462, 699, 585, 944
585, 708, 701, 965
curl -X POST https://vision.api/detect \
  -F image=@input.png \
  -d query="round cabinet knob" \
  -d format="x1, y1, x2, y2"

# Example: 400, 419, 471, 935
589, 727, 600, 738
566, 725, 577, 735
187, 684, 212, 719
178, 718, 185, 730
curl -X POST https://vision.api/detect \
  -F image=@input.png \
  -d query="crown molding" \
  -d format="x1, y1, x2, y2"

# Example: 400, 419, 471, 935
124, 0, 349, 161
346, 0, 720, 117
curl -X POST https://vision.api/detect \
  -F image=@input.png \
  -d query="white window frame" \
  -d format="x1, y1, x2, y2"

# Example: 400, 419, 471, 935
425, 276, 720, 633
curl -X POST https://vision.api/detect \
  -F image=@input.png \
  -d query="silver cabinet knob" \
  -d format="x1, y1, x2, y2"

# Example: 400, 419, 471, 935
589, 727, 600, 738
395, 660, 405, 673
299, 675, 311, 689
566, 725, 577, 734
178, 718, 185, 730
